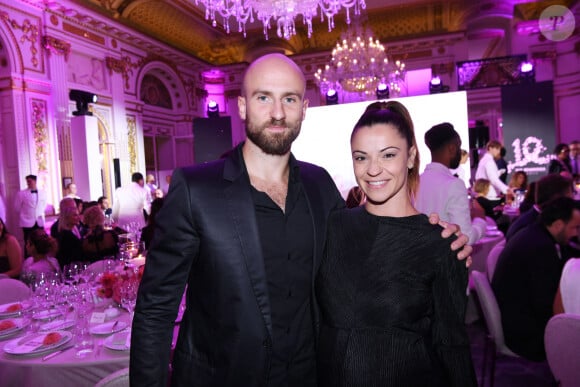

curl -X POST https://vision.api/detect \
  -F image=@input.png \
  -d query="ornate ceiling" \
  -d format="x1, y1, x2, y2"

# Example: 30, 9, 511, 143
74, 0, 577, 66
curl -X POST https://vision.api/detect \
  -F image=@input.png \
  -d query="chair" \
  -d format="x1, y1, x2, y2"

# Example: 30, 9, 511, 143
95, 367, 129, 387
470, 270, 519, 387
544, 313, 580, 387
0, 278, 31, 304
486, 239, 506, 282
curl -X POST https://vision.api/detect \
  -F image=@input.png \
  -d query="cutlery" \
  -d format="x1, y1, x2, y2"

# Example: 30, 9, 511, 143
41, 346, 71, 362
110, 320, 119, 333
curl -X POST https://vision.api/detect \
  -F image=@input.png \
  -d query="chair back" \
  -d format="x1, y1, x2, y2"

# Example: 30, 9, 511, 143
95, 367, 129, 387
545, 313, 580, 387
470, 270, 518, 357
486, 239, 506, 282
0, 278, 31, 304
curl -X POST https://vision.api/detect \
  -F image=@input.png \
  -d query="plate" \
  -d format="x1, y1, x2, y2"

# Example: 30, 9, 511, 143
0, 302, 28, 318
39, 319, 75, 332
89, 321, 128, 335
3, 331, 72, 356
0, 318, 27, 338
103, 330, 131, 351
33, 309, 61, 321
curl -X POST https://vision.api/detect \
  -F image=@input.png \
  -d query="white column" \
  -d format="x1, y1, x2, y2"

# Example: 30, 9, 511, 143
70, 115, 103, 201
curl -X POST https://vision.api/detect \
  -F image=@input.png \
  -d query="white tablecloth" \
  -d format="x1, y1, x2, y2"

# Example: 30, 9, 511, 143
0, 309, 131, 387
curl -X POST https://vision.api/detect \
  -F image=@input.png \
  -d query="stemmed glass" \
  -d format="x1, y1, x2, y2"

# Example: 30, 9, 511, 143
120, 280, 138, 320
62, 263, 80, 286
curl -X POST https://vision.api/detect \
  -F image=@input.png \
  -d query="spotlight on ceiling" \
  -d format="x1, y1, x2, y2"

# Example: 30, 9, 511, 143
376, 82, 389, 100
429, 76, 449, 94
207, 100, 220, 118
325, 89, 339, 105
519, 61, 535, 83
69, 89, 98, 116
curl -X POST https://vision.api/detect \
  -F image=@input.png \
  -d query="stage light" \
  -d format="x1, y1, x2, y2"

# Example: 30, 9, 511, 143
429, 76, 449, 94
519, 61, 535, 83
325, 89, 339, 105
69, 89, 98, 116
376, 82, 389, 100
207, 100, 220, 118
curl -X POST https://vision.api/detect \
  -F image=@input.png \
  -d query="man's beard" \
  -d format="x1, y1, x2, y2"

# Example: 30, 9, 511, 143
245, 118, 301, 156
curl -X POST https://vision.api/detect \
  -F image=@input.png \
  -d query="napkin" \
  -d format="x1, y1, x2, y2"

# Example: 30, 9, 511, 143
13, 335, 45, 353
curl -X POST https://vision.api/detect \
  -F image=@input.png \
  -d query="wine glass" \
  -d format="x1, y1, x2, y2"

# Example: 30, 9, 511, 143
120, 280, 138, 320
62, 263, 79, 286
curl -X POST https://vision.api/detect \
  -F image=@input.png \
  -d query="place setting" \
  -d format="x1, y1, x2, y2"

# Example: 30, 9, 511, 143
0, 302, 30, 319
3, 331, 73, 357
0, 318, 29, 340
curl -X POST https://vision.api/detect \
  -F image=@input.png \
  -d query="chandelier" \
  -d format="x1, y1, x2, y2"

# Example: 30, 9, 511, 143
193, 0, 366, 40
314, 21, 406, 99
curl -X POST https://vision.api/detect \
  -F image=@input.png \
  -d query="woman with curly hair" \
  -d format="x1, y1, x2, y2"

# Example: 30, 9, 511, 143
81, 205, 118, 262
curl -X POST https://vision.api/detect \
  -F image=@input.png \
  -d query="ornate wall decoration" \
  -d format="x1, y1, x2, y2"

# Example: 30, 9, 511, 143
126, 115, 137, 173
0, 12, 40, 68
31, 99, 49, 172
42, 35, 71, 61
140, 74, 172, 109
183, 77, 198, 109
106, 55, 140, 89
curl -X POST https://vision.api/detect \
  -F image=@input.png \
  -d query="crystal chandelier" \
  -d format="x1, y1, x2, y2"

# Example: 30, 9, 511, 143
193, 0, 366, 40
314, 21, 406, 99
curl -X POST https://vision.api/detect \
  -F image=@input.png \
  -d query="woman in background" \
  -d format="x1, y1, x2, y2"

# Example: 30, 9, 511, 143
508, 171, 528, 192
0, 217, 22, 278
316, 101, 476, 387
22, 228, 59, 278
81, 205, 118, 262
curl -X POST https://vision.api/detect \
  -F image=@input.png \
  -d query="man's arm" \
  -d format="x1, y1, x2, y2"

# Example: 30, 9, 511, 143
428, 213, 472, 266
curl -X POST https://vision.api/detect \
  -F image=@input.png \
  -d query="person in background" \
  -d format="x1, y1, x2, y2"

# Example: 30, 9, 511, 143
140, 197, 164, 250
54, 205, 83, 268
146, 174, 158, 197
518, 181, 537, 213
475, 140, 510, 200
14, 174, 47, 243
316, 101, 476, 386
416, 122, 487, 244
64, 182, 80, 199
548, 143, 572, 176
345, 185, 365, 208
569, 139, 580, 178
21, 228, 59, 280
492, 196, 580, 361
506, 174, 574, 241
81, 205, 119, 262
98, 196, 110, 213
0, 216, 23, 278
450, 149, 469, 186
496, 146, 508, 183
508, 171, 528, 192
130, 53, 471, 387
112, 172, 150, 229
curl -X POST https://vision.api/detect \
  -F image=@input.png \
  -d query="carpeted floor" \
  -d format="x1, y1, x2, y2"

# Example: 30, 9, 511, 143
467, 320, 557, 387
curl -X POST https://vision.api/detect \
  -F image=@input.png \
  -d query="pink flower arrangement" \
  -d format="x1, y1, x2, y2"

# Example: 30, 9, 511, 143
96, 264, 144, 304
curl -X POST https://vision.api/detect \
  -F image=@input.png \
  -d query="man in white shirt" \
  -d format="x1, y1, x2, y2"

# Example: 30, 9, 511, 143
14, 174, 47, 242
475, 140, 510, 199
112, 172, 150, 229
416, 123, 487, 244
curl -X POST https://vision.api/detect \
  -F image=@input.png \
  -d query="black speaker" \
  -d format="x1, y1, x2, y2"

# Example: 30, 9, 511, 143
113, 158, 121, 188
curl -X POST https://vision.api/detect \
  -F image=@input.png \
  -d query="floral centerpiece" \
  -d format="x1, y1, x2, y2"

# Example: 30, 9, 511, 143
96, 263, 144, 305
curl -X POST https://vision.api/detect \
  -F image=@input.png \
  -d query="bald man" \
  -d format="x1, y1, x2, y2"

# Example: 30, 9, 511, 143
130, 53, 470, 387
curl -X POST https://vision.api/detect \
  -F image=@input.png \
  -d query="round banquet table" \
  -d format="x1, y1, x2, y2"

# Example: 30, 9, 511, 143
0, 305, 180, 387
